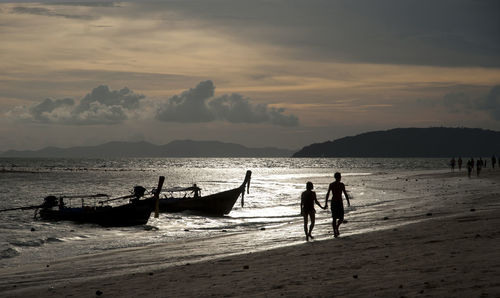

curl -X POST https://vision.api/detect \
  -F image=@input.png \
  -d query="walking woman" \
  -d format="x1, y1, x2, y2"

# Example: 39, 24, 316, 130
301, 181, 323, 241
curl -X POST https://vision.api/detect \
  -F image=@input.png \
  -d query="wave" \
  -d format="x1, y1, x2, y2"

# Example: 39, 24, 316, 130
0, 247, 20, 259
45, 237, 64, 243
11, 239, 45, 247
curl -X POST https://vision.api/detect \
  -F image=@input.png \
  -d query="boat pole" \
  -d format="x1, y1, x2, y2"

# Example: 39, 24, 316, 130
241, 170, 252, 208
154, 176, 165, 218
0, 205, 42, 212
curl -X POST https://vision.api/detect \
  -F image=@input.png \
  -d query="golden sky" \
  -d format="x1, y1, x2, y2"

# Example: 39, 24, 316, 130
1, 1, 499, 150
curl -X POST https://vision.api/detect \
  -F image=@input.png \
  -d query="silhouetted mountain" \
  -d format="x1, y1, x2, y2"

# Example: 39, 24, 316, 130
160, 140, 292, 157
293, 127, 500, 157
0, 140, 294, 158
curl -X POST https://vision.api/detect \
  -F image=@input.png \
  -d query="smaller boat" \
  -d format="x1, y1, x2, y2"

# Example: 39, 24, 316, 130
18, 176, 165, 227
158, 170, 251, 216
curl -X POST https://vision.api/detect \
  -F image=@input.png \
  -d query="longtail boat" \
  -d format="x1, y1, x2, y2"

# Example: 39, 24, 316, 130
1, 176, 165, 227
158, 170, 251, 216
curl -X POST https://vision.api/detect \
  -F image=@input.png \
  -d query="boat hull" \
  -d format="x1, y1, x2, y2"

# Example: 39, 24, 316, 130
38, 199, 154, 226
158, 187, 243, 216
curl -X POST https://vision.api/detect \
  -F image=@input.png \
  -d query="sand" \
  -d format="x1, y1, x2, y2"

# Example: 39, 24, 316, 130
2, 169, 500, 297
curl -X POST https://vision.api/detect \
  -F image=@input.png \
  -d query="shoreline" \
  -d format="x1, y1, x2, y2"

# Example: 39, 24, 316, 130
2, 169, 500, 297
7, 208, 500, 297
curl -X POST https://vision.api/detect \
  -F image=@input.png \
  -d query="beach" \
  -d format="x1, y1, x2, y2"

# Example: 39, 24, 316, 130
2, 168, 500, 297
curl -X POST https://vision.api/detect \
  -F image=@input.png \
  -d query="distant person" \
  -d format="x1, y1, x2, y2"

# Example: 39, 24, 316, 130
450, 157, 456, 171
467, 159, 473, 178
58, 197, 65, 209
458, 157, 462, 171
192, 184, 200, 198
325, 172, 350, 238
492, 155, 497, 169
301, 181, 323, 241
476, 158, 483, 176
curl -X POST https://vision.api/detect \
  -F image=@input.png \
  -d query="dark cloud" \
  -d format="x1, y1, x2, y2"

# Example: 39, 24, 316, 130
11, 6, 98, 20
74, 85, 143, 113
434, 85, 500, 120
10, 85, 145, 125
67, 85, 145, 125
442, 92, 473, 113
9, 81, 297, 127
476, 85, 500, 120
209, 94, 298, 126
156, 80, 216, 123
7, 1, 499, 67
156, 81, 299, 126
149, 0, 500, 67
30, 98, 75, 123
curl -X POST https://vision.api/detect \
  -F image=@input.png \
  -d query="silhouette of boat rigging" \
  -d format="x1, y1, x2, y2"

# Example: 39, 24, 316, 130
158, 170, 251, 216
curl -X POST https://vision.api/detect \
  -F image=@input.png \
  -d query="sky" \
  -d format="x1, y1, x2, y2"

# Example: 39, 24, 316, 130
1, 0, 500, 151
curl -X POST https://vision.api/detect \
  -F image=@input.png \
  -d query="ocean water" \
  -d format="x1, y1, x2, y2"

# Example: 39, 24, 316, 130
0, 157, 450, 270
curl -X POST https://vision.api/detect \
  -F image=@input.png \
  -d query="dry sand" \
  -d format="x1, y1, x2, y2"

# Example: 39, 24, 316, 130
3, 169, 500, 297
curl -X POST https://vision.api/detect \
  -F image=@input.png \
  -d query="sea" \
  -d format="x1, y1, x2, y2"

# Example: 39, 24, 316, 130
0, 157, 451, 271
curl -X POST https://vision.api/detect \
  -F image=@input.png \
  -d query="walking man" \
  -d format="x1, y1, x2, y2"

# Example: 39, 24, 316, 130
325, 172, 350, 238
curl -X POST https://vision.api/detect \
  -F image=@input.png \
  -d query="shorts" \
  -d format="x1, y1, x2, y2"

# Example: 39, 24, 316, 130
302, 208, 316, 216
330, 201, 344, 220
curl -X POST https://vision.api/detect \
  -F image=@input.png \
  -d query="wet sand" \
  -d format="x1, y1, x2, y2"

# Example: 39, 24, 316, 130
2, 169, 500, 297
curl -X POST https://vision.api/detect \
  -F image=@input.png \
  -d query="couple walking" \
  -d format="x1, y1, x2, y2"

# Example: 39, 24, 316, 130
300, 172, 350, 241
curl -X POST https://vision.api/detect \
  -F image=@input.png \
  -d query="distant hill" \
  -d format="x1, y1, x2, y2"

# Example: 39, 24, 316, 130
0, 140, 294, 158
293, 127, 500, 157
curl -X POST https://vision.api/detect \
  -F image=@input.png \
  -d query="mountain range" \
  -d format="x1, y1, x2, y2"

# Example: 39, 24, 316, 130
293, 127, 500, 157
2, 127, 499, 158
0, 140, 295, 158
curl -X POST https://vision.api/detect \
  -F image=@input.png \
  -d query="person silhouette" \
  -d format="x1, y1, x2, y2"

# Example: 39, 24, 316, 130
477, 158, 483, 176
458, 157, 462, 171
467, 159, 473, 178
492, 155, 496, 169
300, 181, 323, 241
325, 172, 350, 238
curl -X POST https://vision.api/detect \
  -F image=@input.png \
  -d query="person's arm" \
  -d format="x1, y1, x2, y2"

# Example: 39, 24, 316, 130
313, 192, 323, 209
324, 185, 331, 209
343, 184, 350, 207
300, 193, 304, 215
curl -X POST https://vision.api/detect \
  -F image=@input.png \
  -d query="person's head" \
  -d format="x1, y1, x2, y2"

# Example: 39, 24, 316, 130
334, 172, 341, 181
306, 181, 313, 191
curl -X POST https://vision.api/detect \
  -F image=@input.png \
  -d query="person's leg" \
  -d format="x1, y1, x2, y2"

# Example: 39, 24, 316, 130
303, 214, 309, 241
336, 219, 343, 235
331, 218, 338, 237
308, 212, 315, 239
335, 209, 344, 237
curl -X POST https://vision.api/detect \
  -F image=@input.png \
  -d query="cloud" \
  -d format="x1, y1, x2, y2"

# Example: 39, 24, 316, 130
209, 94, 299, 126
156, 80, 216, 123
30, 97, 75, 123
442, 92, 473, 113
147, 0, 500, 68
74, 85, 143, 113
156, 81, 299, 126
8, 85, 145, 125
8, 81, 298, 126
476, 85, 500, 120
430, 85, 500, 120
50, 2, 120, 8
11, 6, 98, 20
